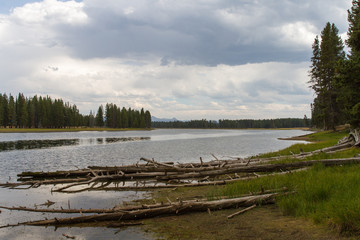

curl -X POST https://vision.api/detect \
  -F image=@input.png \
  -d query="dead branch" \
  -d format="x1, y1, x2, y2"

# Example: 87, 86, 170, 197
227, 204, 257, 219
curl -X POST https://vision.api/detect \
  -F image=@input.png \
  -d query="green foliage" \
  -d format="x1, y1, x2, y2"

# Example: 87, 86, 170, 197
95, 105, 104, 127
347, 0, 360, 55
152, 118, 309, 129
336, 56, 360, 128
145, 110, 152, 128
257, 130, 349, 158
309, 23, 345, 130
211, 164, 360, 233
0, 93, 151, 129
311, 1, 360, 129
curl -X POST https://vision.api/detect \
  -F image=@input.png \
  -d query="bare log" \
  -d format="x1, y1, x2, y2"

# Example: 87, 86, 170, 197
157, 158, 360, 181
0, 205, 128, 214
15, 193, 278, 226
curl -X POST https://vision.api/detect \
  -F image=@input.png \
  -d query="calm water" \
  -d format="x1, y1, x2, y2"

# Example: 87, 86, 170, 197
0, 129, 310, 239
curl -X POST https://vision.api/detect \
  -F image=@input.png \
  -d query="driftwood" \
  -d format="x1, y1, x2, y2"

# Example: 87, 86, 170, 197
227, 204, 257, 219
16, 137, 356, 182
155, 158, 360, 181
2, 158, 360, 191
1, 132, 359, 193
0, 193, 278, 227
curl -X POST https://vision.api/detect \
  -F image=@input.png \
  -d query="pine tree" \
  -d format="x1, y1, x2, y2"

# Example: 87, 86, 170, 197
140, 108, 146, 128
121, 107, 128, 128
0, 94, 3, 127
96, 105, 104, 127
347, 0, 360, 55
8, 95, 16, 128
309, 22, 345, 129
336, 0, 360, 127
145, 110, 151, 128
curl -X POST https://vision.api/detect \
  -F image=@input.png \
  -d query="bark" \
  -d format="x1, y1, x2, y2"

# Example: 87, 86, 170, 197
15, 193, 277, 227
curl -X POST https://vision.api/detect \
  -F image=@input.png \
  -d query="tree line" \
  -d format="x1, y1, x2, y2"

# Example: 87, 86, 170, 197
152, 118, 309, 129
309, 0, 360, 130
94, 104, 151, 129
0, 93, 151, 129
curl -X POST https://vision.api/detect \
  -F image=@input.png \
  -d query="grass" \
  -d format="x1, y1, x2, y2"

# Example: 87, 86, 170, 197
209, 129, 360, 235
210, 163, 360, 234
258, 130, 350, 158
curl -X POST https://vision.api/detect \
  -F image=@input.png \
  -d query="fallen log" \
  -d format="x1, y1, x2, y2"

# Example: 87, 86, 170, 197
52, 169, 302, 193
156, 158, 360, 181
13, 193, 278, 227
3, 158, 358, 190
0, 205, 129, 214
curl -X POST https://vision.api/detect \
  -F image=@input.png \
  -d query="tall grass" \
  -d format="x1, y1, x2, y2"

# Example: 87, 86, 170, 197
211, 164, 360, 233
210, 130, 360, 235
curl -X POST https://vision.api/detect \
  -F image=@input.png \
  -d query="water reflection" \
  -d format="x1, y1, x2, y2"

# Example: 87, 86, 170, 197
0, 137, 151, 152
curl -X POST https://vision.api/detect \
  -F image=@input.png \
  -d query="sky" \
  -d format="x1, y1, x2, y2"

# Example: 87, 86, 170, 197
0, 0, 353, 120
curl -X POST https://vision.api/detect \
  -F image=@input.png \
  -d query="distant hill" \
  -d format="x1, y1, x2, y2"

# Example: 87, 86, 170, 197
152, 116, 179, 122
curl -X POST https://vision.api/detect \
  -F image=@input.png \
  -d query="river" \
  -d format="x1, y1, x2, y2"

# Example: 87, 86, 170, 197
0, 129, 310, 239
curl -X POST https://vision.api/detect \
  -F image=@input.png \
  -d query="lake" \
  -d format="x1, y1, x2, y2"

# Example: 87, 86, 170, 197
0, 129, 310, 239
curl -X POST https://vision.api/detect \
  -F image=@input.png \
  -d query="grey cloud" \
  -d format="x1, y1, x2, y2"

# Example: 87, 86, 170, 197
49, 0, 351, 65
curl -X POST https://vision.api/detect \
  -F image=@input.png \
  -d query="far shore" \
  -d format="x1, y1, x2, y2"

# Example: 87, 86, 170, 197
0, 127, 311, 133
0, 127, 153, 133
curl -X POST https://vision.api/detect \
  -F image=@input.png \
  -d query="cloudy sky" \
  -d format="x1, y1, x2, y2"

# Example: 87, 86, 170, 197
0, 0, 353, 120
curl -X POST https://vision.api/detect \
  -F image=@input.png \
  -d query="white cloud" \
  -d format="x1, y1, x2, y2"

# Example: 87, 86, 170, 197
11, 0, 87, 25
12, 53, 311, 119
277, 21, 317, 48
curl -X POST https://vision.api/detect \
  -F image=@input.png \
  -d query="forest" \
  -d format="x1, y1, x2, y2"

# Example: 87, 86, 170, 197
152, 118, 309, 129
0, 93, 151, 129
309, 1, 360, 130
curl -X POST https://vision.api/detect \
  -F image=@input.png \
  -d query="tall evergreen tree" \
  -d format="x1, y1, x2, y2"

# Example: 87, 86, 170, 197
347, 0, 360, 55
140, 108, 146, 128
336, 0, 360, 127
16, 93, 28, 128
121, 107, 128, 128
309, 22, 345, 129
145, 110, 151, 128
0, 94, 4, 127
96, 105, 104, 127
2, 94, 9, 127
8, 95, 16, 128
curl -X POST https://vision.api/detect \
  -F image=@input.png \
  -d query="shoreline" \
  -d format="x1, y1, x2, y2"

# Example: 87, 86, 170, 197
0, 127, 153, 133
0, 127, 310, 133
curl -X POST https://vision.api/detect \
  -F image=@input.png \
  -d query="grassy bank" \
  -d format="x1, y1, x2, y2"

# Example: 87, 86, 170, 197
259, 130, 349, 158
0, 127, 152, 133
144, 130, 360, 239
211, 164, 360, 234
211, 129, 360, 235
